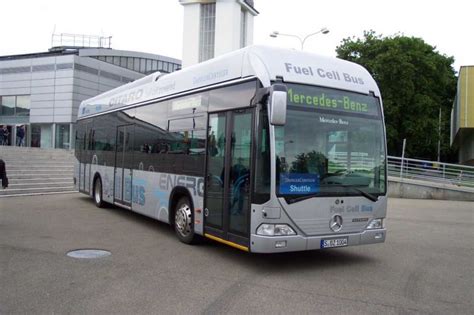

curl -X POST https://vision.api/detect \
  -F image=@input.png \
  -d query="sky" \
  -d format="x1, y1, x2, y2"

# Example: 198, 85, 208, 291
0, 0, 471, 71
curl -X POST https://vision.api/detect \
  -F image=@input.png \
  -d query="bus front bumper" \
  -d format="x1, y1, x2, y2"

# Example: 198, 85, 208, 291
250, 228, 386, 253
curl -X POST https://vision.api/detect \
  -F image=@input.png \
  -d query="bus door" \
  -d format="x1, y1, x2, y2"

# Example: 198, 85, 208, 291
204, 109, 254, 250
114, 124, 134, 206
79, 121, 92, 193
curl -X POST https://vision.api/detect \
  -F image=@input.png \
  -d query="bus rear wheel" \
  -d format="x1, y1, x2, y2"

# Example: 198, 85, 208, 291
174, 197, 196, 244
93, 177, 104, 208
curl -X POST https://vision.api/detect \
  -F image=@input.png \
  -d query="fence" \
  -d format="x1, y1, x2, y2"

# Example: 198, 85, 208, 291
51, 33, 112, 49
387, 156, 474, 188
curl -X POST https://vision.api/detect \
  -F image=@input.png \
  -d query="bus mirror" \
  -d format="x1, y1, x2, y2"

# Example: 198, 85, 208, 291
269, 84, 287, 126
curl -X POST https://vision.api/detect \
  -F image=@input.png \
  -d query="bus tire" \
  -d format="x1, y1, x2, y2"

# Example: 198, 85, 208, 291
174, 196, 196, 244
93, 177, 104, 208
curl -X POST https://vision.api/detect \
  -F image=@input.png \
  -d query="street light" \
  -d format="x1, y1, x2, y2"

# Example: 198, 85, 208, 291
270, 27, 329, 50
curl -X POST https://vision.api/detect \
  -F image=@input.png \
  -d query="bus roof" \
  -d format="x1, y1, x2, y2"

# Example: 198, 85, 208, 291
78, 45, 380, 119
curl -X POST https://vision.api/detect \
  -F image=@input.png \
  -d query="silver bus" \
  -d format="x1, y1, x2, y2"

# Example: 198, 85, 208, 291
75, 45, 387, 253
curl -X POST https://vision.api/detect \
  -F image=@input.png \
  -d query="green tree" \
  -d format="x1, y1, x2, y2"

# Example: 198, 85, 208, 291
336, 31, 457, 160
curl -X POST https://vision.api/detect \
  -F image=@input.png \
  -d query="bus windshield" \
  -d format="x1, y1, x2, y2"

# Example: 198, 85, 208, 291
275, 84, 386, 200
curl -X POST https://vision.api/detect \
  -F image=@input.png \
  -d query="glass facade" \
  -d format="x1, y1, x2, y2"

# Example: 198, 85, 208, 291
0, 48, 180, 151
1, 96, 15, 116
16, 96, 30, 116
91, 56, 180, 74
0, 95, 30, 116
55, 124, 71, 149
30, 124, 42, 148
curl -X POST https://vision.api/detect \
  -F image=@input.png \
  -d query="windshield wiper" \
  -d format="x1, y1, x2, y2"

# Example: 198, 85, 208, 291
333, 184, 379, 202
285, 185, 378, 204
287, 193, 320, 204
341, 185, 379, 202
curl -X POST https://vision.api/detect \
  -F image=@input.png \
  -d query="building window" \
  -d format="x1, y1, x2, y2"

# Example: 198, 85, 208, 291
199, 3, 216, 62
120, 57, 127, 68
0, 95, 30, 116
134, 58, 140, 72
31, 124, 52, 148
55, 124, 71, 149
0, 96, 15, 116
240, 9, 247, 48
15, 95, 30, 116
146, 59, 152, 72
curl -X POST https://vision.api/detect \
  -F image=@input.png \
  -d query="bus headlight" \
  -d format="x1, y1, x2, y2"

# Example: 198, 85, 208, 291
366, 218, 384, 230
256, 224, 296, 236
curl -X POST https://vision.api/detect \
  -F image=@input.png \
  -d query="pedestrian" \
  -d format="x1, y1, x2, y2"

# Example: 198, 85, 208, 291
2, 126, 9, 145
0, 126, 4, 145
16, 125, 25, 146
0, 159, 8, 189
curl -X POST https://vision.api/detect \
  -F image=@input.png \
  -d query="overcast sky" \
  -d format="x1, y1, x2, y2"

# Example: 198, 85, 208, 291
0, 0, 471, 71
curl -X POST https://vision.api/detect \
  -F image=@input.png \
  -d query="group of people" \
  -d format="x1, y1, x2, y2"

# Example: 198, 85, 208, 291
0, 125, 25, 146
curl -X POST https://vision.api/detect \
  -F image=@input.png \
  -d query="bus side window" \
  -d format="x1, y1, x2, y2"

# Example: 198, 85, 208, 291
209, 80, 257, 111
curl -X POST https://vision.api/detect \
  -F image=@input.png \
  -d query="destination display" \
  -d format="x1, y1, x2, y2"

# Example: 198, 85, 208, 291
286, 84, 380, 116
279, 173, 320, 195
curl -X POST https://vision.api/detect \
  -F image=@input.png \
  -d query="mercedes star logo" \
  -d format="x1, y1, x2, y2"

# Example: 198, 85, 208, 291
330, 215, 343, 232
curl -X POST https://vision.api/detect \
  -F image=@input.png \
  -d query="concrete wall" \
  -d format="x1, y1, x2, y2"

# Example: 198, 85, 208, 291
0, 55, 143, 125
71, 56, 143, 122
215, 0, 242, 56
180, 0, 257, 67
181, 2, 201, 68
451, 66, 474, 165
388, 177, 474, 201
1, 53, 144, 149
458, 130, 474, 166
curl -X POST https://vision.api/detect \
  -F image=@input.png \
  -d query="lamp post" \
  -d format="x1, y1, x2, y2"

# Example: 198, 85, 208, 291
269, 27, 329, 50
437, 107, 442, 162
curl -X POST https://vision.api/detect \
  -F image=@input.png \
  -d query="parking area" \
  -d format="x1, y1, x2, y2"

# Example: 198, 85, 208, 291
0, 194, 472, 314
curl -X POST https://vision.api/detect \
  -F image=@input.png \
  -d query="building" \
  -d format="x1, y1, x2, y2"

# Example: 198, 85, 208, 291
180, 0, 258, 67
451, 66, 474, 165
0, 38, 181, 149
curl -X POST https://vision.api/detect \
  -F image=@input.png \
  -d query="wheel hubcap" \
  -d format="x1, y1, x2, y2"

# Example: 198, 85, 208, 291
175, 204, 192, 237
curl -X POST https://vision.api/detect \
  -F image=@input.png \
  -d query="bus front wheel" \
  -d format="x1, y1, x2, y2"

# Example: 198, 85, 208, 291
93, 177, 104, 208
174, 197, 196, 244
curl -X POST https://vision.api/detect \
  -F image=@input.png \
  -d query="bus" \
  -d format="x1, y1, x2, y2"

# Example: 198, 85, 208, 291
74, 45, 387, 253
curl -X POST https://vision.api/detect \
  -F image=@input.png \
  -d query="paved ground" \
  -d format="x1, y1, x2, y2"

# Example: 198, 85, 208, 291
0, 194, 472, 314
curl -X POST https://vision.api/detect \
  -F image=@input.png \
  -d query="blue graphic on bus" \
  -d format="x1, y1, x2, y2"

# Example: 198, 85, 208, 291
132, 178, 146, 206
153, 189, 169, 210
124, 177, 132, 202
279, 173, 320, 195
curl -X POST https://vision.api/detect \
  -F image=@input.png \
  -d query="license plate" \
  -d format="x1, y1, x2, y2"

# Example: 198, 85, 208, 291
320, 238, 348, 248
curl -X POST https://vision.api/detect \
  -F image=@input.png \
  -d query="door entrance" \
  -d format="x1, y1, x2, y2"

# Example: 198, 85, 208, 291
78, 121, 91, 193
114, 124, 134, 206
204, 109, 253, 249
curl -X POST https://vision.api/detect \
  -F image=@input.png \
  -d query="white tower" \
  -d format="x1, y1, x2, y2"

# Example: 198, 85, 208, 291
179, 0, 258, 68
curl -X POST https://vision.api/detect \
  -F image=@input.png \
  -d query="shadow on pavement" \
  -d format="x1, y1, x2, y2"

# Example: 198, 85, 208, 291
78, 195, 377, 273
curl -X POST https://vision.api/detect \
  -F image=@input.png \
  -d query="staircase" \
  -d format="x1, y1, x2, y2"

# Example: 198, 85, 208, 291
0, 146, 77, 197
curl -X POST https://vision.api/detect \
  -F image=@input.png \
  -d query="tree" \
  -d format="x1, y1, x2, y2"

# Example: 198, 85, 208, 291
336, 31, 457, 160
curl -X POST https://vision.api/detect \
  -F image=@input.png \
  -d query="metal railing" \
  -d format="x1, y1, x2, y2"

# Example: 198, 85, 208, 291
51, 33, 112, 49
388, 156, 474, 188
